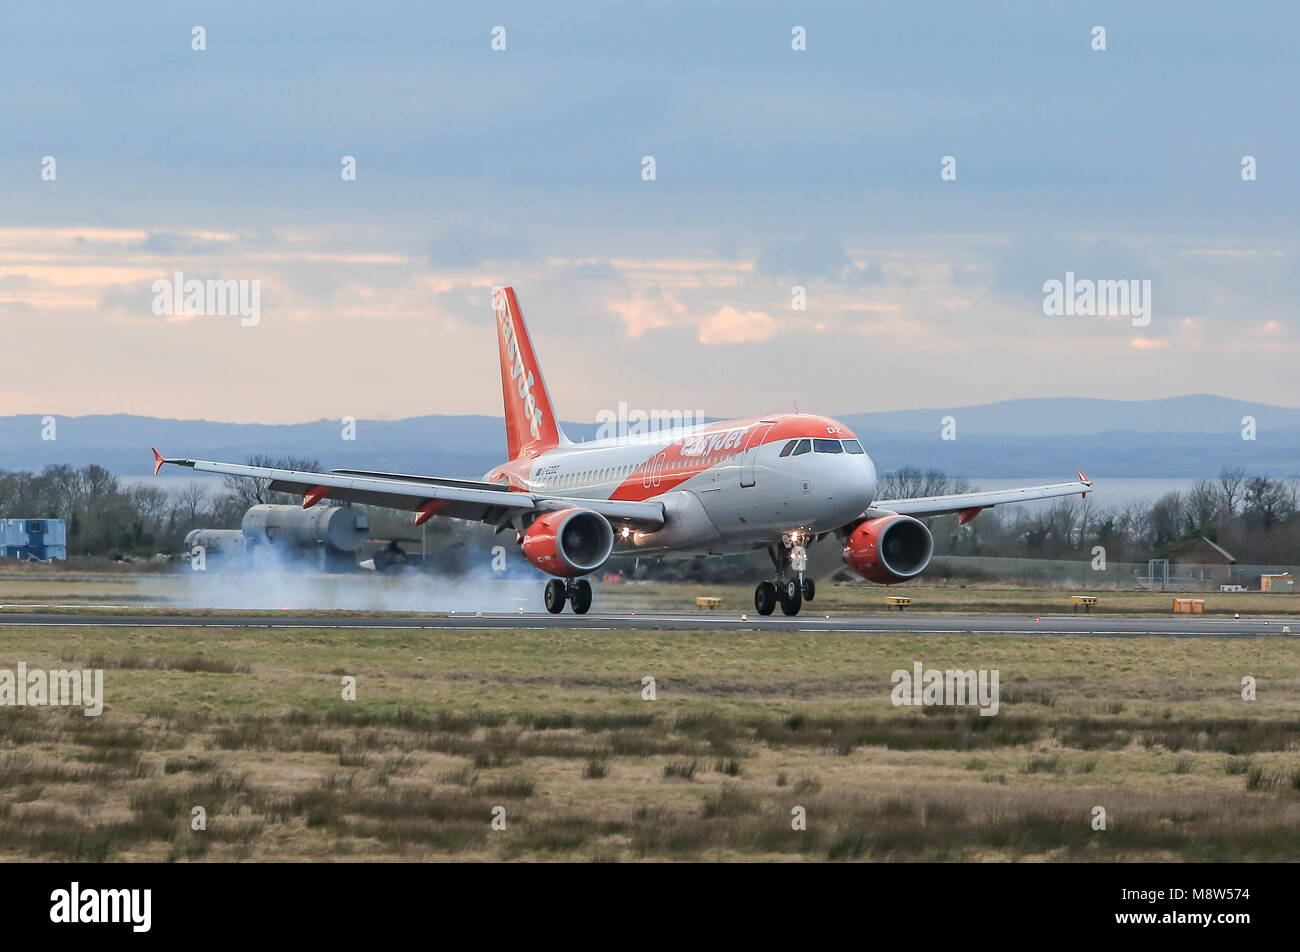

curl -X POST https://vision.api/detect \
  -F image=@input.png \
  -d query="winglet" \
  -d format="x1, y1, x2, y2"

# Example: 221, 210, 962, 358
302, 485, 329, 509
1077, 469, 1092, 498
151, 448, 165, 477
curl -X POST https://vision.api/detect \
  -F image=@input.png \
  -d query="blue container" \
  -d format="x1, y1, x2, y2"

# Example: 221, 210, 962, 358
1, 518, 68, 561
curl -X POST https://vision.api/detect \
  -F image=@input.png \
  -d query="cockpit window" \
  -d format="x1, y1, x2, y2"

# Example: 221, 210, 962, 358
779, 440, 798, 457
791, 439, 811, 456
813, 438, 843, 454
843, 439, 864, 454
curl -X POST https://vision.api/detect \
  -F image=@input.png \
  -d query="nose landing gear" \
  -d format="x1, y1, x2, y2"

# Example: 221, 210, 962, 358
543, 577, 593, 614
753, 533, 814, 617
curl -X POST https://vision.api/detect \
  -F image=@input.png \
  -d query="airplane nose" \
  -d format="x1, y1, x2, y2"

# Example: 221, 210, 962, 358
822, 452, 876, 513
860, 452, 878, 508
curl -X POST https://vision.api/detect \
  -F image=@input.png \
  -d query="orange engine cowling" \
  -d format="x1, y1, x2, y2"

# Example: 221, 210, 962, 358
841, 514, 934, 584
521, 507, 615, 577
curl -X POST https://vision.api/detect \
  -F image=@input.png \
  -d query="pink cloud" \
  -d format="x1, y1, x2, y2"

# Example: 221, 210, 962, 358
698, 306, 779, 345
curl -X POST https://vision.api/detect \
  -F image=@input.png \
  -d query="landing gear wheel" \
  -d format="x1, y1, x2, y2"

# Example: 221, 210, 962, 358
754, 581, 777, 616
543, 579, 567, 614
779, 579, 803, 616
801, 578, 816, 602
570, 578, 593, 614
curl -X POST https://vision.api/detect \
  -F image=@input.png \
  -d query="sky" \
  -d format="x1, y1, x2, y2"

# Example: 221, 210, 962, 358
0, 0, 1296, 425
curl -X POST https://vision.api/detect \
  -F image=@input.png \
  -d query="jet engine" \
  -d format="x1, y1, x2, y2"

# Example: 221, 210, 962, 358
521, 508, 614, 577
841, 514, 934, 584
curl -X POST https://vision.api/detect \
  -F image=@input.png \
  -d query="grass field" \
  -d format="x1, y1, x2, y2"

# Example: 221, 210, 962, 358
2, 620, 1300, 861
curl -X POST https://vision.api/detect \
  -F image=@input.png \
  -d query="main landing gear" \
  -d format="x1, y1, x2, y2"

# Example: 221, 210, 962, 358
753, 533, 816, 617
543, 577, 593, 614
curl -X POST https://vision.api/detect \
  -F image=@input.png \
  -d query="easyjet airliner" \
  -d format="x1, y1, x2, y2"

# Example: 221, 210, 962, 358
154, 286, 1092, 616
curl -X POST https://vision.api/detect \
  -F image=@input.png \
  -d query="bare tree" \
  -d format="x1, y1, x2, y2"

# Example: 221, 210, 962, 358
1185, 479, 1222, 536
1217, 466, 1246, 516
175, 481, 211, 523
1242, 475, 1288, 530
878, 466, 971, 500
220, 455, 321, 511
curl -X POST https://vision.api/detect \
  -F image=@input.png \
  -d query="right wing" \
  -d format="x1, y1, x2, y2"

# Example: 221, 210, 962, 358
873, 472, 1094, 522
152, 451, 666, 529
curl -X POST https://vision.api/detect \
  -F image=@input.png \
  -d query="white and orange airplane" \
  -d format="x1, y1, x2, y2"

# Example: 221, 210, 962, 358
154, 286, 1093, 616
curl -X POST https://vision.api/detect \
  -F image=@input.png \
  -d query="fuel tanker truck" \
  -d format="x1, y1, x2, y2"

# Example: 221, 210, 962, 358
183, 504, 369, 572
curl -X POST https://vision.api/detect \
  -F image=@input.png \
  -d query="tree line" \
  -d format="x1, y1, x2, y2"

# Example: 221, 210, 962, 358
909, 466, 1300, 565
1, 460, 1295, 566
0, 457, 318, 558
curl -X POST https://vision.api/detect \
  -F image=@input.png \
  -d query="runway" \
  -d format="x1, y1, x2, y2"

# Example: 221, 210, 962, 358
0, 610, 1296, 637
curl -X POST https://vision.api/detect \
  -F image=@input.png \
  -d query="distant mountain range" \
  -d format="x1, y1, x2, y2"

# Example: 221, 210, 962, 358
1, 394, 1295, 480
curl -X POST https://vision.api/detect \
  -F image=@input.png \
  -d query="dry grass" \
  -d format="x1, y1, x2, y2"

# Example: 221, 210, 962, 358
1, 617, 1300, 861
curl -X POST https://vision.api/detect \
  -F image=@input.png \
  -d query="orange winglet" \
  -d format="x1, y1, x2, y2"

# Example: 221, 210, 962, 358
302, 485, 330, 509
414, 500, 445, 526
1077, 470, 1092, 497
151, 448, 165, 477
957, 506, 984, 525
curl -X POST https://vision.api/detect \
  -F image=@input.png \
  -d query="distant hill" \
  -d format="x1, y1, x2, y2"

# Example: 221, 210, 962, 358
835, 394, 1300, 436
0, 394, 1296, 480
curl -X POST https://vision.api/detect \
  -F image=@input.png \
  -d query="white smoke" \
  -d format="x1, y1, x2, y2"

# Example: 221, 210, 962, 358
168, 543, 544, 613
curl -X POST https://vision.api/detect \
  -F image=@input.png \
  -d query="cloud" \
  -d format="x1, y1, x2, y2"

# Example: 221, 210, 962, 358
425, 227, 537, 270
132, 232, 224, 255
755, 236, 879, 283
993, 236, 1153, 303
611, 292, 686, 337
698, 306, 779, 345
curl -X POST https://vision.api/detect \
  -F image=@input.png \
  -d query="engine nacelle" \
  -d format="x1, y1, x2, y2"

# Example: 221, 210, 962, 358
521, 507, 614, 577
841, 514, 934, 584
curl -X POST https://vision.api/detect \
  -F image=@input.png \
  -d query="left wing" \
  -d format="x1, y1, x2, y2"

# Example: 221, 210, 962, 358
872, 472, 1093, 523
151, 450, 666, 529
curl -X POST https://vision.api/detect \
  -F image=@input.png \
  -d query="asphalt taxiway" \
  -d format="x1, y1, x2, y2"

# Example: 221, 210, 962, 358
0, 611, 1296, 638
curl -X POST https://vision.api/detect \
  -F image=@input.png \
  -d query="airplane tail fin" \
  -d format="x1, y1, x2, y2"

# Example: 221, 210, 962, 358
493, 286, 568, 460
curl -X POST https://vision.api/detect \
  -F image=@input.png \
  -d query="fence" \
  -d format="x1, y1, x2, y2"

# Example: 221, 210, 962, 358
928, 555, 1300, 591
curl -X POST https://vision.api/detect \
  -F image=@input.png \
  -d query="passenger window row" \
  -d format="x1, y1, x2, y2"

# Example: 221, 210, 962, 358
542, 451, 751, 489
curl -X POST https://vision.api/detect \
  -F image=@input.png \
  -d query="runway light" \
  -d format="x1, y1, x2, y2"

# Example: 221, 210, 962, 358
740, 614, 748, 621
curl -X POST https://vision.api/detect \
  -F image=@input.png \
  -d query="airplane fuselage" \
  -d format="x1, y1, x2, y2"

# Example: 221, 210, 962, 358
485, 412, 877, 554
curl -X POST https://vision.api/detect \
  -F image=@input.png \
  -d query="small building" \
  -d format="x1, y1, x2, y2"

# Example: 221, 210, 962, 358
1261, 573, 1295, 593
0, 519, 68, 561
1165, 536, 1235, 583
